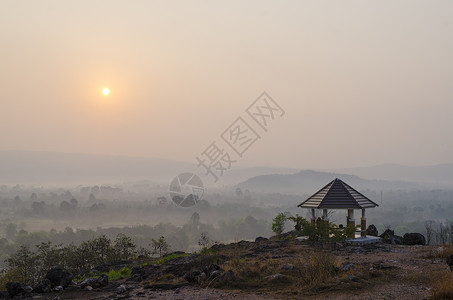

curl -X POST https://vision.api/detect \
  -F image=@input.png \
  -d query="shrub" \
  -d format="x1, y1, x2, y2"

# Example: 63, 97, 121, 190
272, 213, 287, 236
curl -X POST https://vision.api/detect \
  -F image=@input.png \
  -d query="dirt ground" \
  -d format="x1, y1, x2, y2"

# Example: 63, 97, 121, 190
31, 244, 450, 300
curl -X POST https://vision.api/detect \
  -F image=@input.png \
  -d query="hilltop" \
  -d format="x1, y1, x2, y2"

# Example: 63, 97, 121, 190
2, 235, 452, 299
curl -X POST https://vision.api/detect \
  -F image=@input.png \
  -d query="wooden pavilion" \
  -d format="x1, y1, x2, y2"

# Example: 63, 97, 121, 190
297, 178, 379, 238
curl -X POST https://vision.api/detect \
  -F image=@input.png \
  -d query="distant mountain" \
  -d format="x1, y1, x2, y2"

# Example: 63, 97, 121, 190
0, 151, 298, 187
333, 163, 453, 188
237, 170, 421, 195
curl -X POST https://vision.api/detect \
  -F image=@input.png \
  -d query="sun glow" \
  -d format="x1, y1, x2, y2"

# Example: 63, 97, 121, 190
102, 88, 110, 95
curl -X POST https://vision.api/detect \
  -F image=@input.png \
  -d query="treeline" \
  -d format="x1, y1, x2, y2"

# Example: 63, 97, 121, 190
0, 213, 272, 267
0, 233, 177, 288
424, 220, 453, 245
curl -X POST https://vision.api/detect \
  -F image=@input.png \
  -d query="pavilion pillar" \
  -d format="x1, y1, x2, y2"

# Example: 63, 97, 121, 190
322, 209, 328, 221
347, 209, 355, 238
311, 209, 316, 225
361, 209, 367, 238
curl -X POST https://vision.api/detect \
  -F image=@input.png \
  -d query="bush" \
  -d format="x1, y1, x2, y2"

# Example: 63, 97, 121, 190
272, 213, 287, 236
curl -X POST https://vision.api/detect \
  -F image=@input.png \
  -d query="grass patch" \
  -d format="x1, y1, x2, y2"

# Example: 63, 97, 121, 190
106, 267, 132, 281
73, 267, 132, 282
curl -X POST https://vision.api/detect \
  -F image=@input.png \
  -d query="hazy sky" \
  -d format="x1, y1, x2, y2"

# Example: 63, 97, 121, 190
1, 1, 452, 169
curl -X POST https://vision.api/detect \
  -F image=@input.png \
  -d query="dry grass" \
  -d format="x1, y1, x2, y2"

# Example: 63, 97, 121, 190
431, 272, 453, 299
422, 244, 453, 259
213, 248, 341, 295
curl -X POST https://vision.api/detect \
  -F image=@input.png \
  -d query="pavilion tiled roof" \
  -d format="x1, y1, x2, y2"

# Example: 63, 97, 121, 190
297, 178, 378, 209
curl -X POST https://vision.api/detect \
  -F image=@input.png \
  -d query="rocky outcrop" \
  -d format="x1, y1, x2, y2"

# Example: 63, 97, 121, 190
366, 225, 379, 237
45, 266, 74, 289
402, 233, 425, 245
80, 274, 109, 289
5, 282, 31, 298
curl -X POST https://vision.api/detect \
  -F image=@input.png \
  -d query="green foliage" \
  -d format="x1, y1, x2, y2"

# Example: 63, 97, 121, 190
73, 271, 98, 283
272, 213, 287, 236
287, 214, 309, 231
106, 267, 131, 281
2, 233, 143, 286
152, 252, 190, 264
6, 245, 41, 286
151, 236, 170, 257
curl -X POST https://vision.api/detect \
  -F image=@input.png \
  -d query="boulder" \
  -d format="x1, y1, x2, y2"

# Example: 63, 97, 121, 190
203, 264, 223, 279
6, 282, 25, 297
80, 275, 109, 289
80, 278, 99, 289
45, 266, 73, 288
183, 270, 201, 283
116, 284, 127, 294
403, 233, 426, 245
379, 229, 403, 245
366, 225, 379, 237
34, 278, 51, 293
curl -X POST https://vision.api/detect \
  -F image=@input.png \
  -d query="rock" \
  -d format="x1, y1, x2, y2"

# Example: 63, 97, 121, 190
341, 263, 355, 271
266, 273, 289, 283
183, 270, 201, 283
403, 233, 426, 245
80, 278, 101, 289
34, 279, 52, 293
6, 282, 25, 297
347, 275, 360, 282
204, 264, 223, 277
23, 285, 33, 294
255, 237, 268, 243
210, 270, 222, 278
218, 270, 234, 283
268, 273, 284, 280
198, 272, 207, 284
98, 274, 109, 286
116, 284, 127, 294
85, 286, 93, 291
366, 224, 379, 236
54, 286, 63, 292
379, 229, 403, 245
45, 266, 74, 288
281, 264, 293, 271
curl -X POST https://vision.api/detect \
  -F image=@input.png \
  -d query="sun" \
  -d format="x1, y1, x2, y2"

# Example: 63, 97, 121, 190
102, 88, 110, 95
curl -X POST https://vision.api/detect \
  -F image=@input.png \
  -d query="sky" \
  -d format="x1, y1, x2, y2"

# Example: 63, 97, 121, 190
1, 1, 452, 170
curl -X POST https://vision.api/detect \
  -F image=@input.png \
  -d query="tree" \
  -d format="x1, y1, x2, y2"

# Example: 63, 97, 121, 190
287, 214, 308, 231
7, 245, 40, 286
272, 213, 287, 236
198, 232, 215, 250
113, 233, 137, 260
424, 220, 435, 245
151, 236, 170, 257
